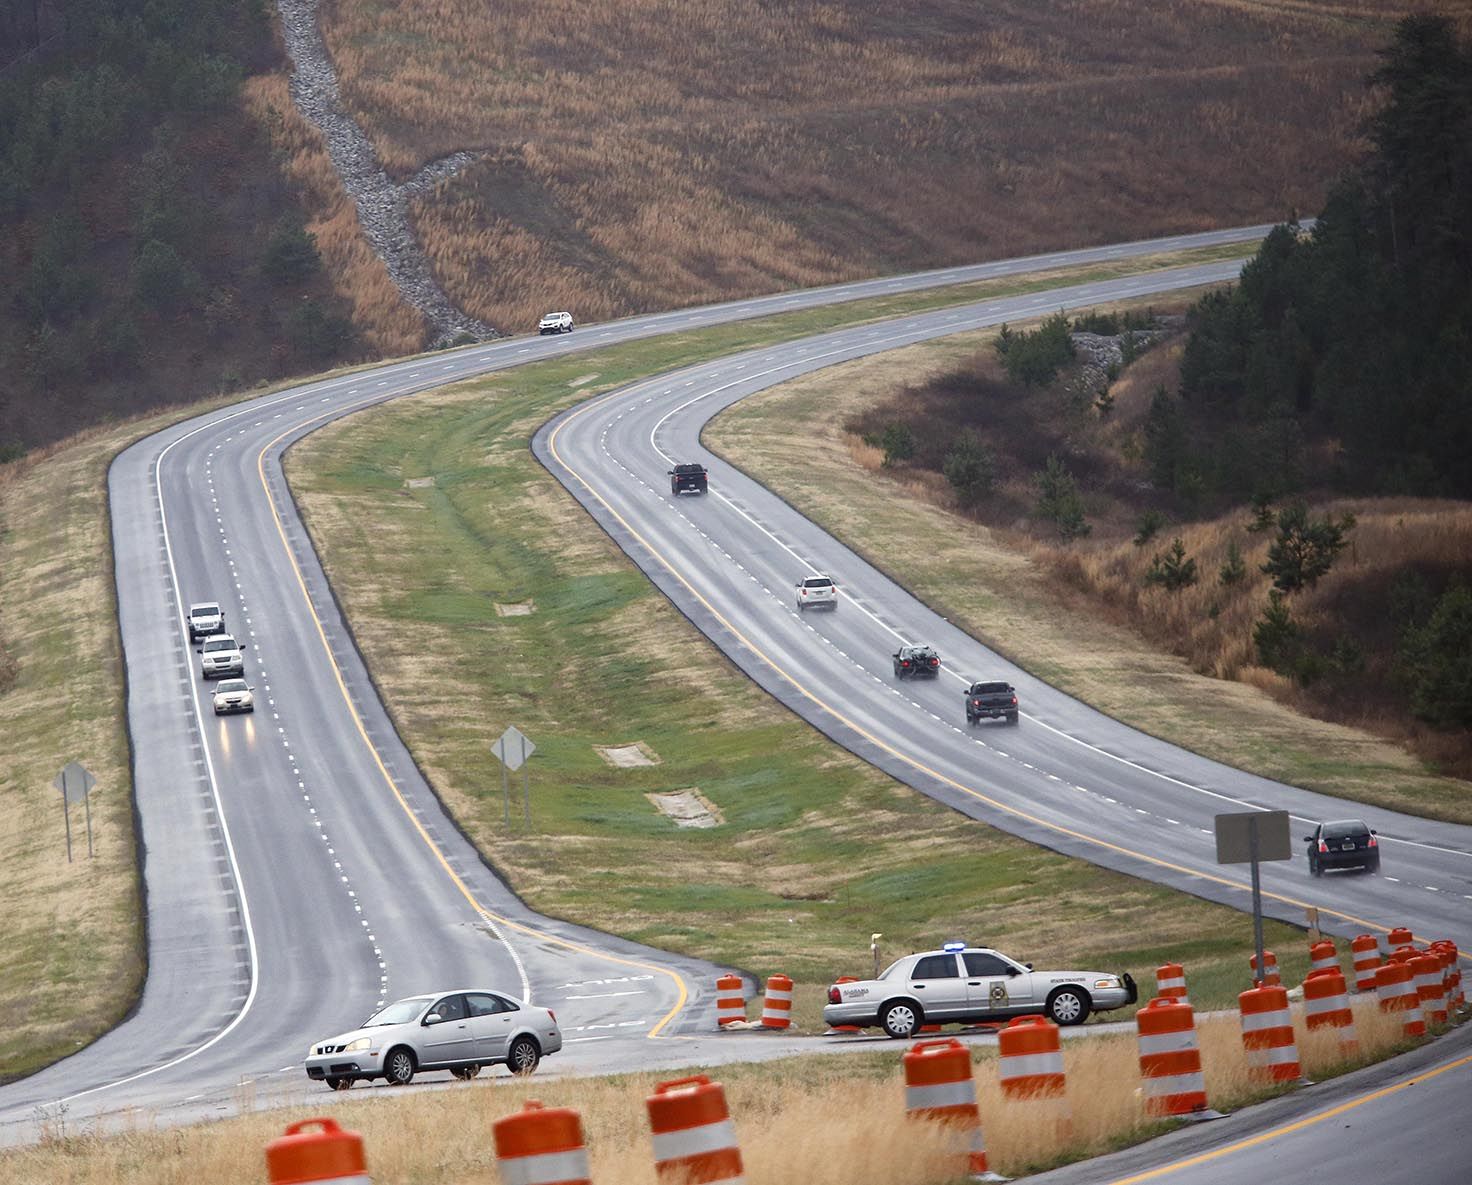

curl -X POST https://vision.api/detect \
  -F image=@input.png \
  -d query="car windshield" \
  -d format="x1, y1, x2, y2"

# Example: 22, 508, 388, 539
190, 606, 218, 617
363, 995, 433, 1026
1323, 820, 1369, 838
971, 682, 1009, 694
216, 680, 248, 693
203, 638, 236, 652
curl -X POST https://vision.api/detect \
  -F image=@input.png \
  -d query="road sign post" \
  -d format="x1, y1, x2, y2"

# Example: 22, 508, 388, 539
491, 726, 538, 827
53, 761, 97, 863
1214, 810, 1291, 982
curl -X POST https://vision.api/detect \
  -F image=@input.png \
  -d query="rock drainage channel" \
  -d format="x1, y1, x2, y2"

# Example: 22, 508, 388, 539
275, 0, 497, 346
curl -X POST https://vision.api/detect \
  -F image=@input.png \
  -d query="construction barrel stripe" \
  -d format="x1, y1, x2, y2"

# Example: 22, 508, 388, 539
650, 1120, 742, 1162
906, 1079, 981, 1113
498, 1150, 592, 1185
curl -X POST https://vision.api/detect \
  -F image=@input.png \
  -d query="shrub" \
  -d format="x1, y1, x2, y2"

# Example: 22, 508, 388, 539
1253, 589, 1299, 672
1034, 453, 1090, 539
942, 430, 996, 508
994, 311, 1074, 387
285, 298, 353, 359
1218, 539, 1247, 586
1399, 583, 1472, 729
866, 421, 915, 468
262, 217, 322, 286
1144, 538, 1199, 590
131, 239, 200, 313
1262, 501, 1354, 592
1133, 509, 1168, 547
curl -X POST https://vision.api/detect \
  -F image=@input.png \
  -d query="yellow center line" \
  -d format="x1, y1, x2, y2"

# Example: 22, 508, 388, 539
548, 392, 1456, 956
256, 402, 690, 1037
1100, 1051, 1472, 1183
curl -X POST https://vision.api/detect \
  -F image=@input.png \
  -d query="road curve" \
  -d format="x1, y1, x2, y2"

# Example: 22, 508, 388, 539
532, 269, 1472, 959
0, 222, 1332, 1143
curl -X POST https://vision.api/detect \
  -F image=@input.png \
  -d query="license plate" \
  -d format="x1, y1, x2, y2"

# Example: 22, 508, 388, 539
1341, 842, 1356, 851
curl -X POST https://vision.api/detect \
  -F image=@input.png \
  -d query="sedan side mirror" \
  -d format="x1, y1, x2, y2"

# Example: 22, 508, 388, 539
423, 1013, 442, 1026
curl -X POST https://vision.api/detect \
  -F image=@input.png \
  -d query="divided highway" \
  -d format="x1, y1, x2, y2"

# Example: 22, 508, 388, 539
5, 223, 1463, 1154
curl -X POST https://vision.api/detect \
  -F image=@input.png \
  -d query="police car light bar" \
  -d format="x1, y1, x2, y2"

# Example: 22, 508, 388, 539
943, 941, 966, 952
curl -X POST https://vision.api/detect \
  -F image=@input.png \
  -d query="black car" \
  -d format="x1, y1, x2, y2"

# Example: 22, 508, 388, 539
1305, 819, 1380, 876
893, 645, 941, 678
669, 463, 708, 495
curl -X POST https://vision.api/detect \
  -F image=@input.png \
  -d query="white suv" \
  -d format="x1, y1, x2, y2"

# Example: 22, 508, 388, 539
200, 633, 244, 679
187, 601, 224, 640
538, 311, 574, 334
796, 575, 838, 611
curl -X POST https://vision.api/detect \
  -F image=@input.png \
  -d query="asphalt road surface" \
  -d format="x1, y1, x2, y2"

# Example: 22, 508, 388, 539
4, 224, 1463, 1159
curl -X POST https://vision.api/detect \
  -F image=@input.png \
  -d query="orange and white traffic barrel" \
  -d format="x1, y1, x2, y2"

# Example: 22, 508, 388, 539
1249, 950, 1280, 987
1350, 935, 1381, 993
1308, 940, 1339, 976
902, 1038, 1004, 1182
492, 1101, 591, 1185
646, 1076, 744, 1185
1433, 941, 1464, 1012
1135, 997, 1209, 1118
266, 1118, 371, 1185
1375, 961, 1425, 1038
1411, 953, 1447, 1025
758, 974, 793, 1029
1387, 927, 1415, 951
1155, 963, 1189, 1004
1302, 969, 1357, 1053
716, 974, 745, 1029
997, 1016, 1069, 1115
1238, 985, 1300, 1082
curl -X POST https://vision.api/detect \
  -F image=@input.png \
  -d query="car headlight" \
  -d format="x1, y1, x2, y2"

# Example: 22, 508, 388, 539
344, 1037, 372, 1052
1093, 977, 1120, 989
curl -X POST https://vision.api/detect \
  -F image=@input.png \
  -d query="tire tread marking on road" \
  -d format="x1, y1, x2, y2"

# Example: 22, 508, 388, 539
1097, 1051, 1472, 1185
254, 422, 693, 1029
548, 402, 1446, 949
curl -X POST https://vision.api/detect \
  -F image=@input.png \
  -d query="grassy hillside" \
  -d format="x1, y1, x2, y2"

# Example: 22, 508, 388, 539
319, 0, 1457, 332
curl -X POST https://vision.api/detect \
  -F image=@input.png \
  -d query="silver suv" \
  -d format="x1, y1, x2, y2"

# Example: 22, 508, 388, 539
305, 989, 562, 1089
200, 633, 244, 679
796, 574, 838, 611
187, 601, 224, 640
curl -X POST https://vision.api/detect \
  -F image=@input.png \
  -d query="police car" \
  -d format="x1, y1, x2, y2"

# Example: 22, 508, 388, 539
823, 942, 1136, 1037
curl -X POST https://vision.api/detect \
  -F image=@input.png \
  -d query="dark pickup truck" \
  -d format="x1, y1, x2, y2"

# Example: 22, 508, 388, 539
669, 463, 708, 495
894, 645, 941, 678
965, 680, 1019, 725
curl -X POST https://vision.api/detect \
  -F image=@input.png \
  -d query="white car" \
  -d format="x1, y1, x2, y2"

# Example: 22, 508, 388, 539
187, 601, 224, 640
200, 633, 244, 679
538, 311, 574, 334
796, 574, 838, 611
212, 679, 254, 715
823, 943, 1137, 1036
305, 989, 562, 1089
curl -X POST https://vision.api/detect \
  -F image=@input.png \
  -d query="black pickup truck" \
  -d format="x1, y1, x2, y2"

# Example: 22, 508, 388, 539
669, 463, 708, 495
965, 680, 1019, 725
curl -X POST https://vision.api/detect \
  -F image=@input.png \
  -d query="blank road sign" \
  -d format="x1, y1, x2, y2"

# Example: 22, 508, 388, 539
1214, 810, 1291, 864
492, 725, 536, 772
53, 761, 97, 805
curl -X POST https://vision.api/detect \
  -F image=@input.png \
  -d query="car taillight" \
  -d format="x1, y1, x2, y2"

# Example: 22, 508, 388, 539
1318, 840, 1328, 853
828, 986, 841, 1004
1010, 696, 1017, 705
1367, 835, 1377, 848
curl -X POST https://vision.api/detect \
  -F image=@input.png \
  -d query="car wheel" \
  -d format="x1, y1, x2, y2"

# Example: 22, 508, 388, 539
383, 1046, 416, 1086
1047, 987, 1091, 1027
451, 1064, 481, 1081
508, 1037, 541, 1076
325, 1076, 352, 1091
880, 1000, 921, 1040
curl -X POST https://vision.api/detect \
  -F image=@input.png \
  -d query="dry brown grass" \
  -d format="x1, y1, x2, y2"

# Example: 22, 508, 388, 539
241, 73, 429, 357
309, 0, 1465, 333
0, 990, 1435, 1184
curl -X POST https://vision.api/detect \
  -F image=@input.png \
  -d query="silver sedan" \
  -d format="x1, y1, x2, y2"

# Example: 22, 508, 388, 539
304, 989, 562, 1089
823, 943, 1137, 1036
